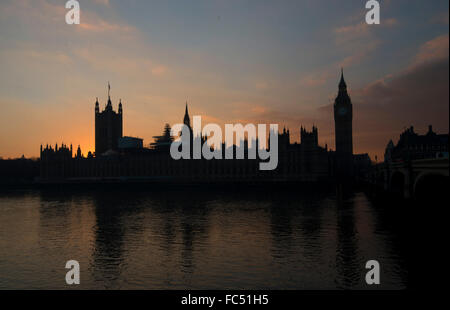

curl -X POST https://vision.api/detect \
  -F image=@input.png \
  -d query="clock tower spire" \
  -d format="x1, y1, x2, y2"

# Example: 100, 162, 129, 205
339, 68, 347, 91
334, 69, 353, 178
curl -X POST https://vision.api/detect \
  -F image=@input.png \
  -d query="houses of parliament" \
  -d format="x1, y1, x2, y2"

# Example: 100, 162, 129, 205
40, 72, 364, 183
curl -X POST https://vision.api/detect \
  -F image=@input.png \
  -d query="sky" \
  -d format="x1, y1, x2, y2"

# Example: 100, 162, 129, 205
0, 0, 448, 160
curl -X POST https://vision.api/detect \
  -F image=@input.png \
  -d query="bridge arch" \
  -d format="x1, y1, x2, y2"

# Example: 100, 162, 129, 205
413, 172, 449, 203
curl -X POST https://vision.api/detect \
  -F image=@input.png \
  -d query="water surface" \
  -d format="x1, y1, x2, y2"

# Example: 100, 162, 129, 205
0, 188, 408, 289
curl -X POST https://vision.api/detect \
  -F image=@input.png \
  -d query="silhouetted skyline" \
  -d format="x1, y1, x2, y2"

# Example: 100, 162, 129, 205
0, 0, 448, 160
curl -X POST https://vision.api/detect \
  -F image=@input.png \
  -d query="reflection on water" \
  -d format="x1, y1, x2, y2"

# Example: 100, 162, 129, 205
0, 188, 407, 289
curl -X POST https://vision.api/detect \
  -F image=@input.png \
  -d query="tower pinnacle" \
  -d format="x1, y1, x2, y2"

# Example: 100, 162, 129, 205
339, 68, 347, 91
95, 97, 99, 113
184, 101, 191, 128
107, 82, 112, 108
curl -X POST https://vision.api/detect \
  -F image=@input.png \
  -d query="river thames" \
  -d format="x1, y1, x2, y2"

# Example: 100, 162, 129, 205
0, 187, 409, 289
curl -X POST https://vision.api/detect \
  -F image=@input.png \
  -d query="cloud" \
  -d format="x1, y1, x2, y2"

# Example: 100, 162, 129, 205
383, 18, 399, 27
412, 34, 449, 67
93, 0, 110, 6
334, 22, 370, 46
338, 39, 380, 68
0, 0, 136, 36
342, 34, 449, 158
299, 38, 380, 89
0, 0, 65, 25
300, 72, 331, 87
431, 11, 449, 25
77, 19, 134, 33
300, 18, 397, 89
254, 81, 269, 90
151, 65, 168, 76
333, 18, 397, 47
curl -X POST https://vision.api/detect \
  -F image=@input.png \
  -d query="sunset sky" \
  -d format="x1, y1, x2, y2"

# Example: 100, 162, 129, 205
0, 0, 448, 160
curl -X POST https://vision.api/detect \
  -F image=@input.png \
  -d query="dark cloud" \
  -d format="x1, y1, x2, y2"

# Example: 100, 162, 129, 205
350, 36, 449, 158
313, 35, 449, 159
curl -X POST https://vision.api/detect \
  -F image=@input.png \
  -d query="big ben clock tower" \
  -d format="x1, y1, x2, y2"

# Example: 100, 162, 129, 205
334, 69, 353, 179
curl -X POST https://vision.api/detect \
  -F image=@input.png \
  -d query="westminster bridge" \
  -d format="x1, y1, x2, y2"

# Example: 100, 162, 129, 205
366, 157, 449, 200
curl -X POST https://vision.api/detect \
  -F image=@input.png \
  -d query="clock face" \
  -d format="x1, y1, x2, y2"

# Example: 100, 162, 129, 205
338, 107, 347, 116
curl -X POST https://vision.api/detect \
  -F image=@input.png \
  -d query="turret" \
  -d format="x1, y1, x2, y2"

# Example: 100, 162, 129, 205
106, 82, 112, 110
95, 97, 99, 114
184, 102, 191, 128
